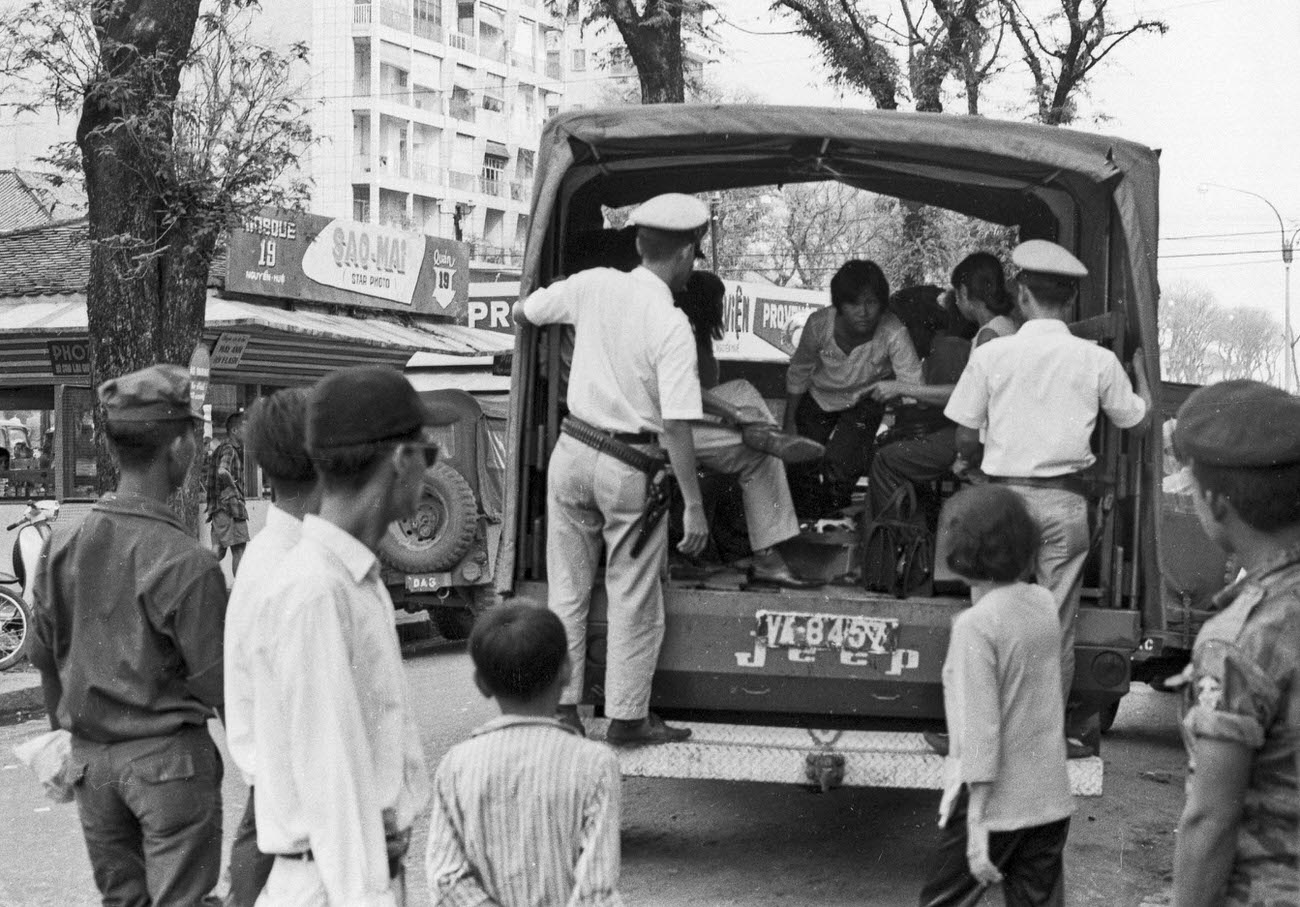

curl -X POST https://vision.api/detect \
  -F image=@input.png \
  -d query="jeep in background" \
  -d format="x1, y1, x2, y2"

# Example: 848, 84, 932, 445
381, 388, 505, 640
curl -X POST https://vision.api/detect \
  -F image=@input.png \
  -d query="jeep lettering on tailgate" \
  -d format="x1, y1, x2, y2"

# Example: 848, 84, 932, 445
736, 610, 920, 674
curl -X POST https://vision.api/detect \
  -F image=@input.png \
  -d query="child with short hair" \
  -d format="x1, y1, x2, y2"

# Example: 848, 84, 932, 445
919, 485, 1074, 907
426, 604, 623, 907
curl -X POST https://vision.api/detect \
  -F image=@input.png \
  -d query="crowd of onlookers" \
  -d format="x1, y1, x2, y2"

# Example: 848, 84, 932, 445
17, 192, 1300, 907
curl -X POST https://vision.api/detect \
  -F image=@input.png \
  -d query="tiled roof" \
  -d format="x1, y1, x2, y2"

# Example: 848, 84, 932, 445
0, 219, 90, 296
0, 170, 87, 233
0, 219, 229, 297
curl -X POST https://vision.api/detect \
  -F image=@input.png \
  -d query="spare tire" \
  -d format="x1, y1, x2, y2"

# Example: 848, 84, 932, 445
380, 463, 478, 573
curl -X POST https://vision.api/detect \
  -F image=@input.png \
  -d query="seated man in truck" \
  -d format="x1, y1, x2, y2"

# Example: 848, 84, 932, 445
783, 260, 923, 519
675, 270, 822, 588
864, 252, 1009, 519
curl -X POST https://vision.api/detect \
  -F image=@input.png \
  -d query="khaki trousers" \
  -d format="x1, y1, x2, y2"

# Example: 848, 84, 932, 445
691, 380, 800, 552
1010, 486, 1089, 710
547, 433, 667, 720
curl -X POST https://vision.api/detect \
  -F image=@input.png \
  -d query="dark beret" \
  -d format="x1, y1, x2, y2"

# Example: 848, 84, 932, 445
1173, 379, 1300, 468
308, 365, 457, 452
98, 364, 196, 424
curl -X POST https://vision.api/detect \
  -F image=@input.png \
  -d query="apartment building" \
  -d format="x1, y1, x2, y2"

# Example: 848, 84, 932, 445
300, 0, 579, 266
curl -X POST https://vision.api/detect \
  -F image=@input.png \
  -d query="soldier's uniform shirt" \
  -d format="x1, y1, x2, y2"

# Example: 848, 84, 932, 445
30, 492, 227, 740
1181, 544, 1300, 906
945, 319, 1146, 478
28, 491, 228, 905
522, 265, 703, 432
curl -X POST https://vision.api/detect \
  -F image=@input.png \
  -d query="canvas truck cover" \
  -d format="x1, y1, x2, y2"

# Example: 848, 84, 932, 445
500, 104, 1163, 627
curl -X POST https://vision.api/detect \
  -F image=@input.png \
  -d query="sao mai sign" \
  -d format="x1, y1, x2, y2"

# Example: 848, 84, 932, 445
226, 210, 470, 318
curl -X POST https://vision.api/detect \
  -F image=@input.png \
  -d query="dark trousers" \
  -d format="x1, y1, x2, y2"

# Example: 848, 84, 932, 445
227, 787, 274, 907
868, 427, 957, 518
919, 788, 1070, 907
790, 394, 886, 518
71, 726, 223, 907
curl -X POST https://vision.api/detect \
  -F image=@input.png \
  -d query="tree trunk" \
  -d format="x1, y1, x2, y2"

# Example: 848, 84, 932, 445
607, 0, 686, 104
79, 0, 204, 495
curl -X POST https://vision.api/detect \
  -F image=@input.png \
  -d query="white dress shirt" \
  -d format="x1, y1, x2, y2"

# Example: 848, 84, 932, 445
426, 715, 622, 907
945, 319, 1147, 477
224, 503, 303, 786
251, 515, 430, 907
785, 306, 923, 412
522, 266, 703, 433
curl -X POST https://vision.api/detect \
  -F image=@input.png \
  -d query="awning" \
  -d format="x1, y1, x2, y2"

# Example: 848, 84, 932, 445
0, 291, 513, 386
485, 140, 510, 159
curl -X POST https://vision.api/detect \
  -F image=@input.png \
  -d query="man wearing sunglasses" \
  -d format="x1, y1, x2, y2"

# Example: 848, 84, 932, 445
249, 365, 451, 907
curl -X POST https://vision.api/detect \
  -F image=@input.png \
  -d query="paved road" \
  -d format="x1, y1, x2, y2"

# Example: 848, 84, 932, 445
0, 644, 1185, 906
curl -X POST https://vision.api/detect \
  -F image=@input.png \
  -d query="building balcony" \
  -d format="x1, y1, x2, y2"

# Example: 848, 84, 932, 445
379, 0, 411, 31
354, 154, 374, 175
509, 180, 531, 202
377, 156, 411, 179
449, 100, 476, 123
448, 170, 476, 192
412, 161, 443, 185
354, 3, 372, 25
468, 242, 526, 266
449, 30, 477, 54
414, 18, 443, 42
480, 41, 508, 65
545, 60, 562, 80
510, 52, 536, 72
479, 177, 504, 198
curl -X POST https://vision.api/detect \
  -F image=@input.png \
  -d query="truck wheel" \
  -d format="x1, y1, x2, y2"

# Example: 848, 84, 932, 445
1099, 699, 1120, 735
429, 586, 498, 642
380, 463, 478, 573
0, 588, 31, 672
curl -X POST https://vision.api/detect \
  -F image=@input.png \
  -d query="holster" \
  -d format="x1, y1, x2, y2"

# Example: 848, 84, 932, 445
630, 468, 676, 558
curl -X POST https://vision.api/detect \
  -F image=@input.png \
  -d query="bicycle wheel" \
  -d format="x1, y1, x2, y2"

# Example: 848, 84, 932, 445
0, 588, 32, 671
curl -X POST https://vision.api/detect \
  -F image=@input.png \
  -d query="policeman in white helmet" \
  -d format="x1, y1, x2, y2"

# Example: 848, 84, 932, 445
945, 238, 1152, 759
513, 193, 710, 745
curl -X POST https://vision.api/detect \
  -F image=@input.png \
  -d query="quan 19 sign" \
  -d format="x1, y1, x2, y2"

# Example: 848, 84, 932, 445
226, 210, 469, 318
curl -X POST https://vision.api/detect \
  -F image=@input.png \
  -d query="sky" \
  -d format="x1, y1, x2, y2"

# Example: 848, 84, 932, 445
703, 0, 1300, 328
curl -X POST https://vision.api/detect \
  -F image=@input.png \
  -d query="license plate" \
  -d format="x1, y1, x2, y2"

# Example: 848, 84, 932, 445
405, 572, 453, 593
755, 610, 898, 654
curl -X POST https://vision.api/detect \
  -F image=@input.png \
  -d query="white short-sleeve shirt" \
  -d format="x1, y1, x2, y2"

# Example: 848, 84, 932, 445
522, 266, 703, 433
944, 319, 1146, 477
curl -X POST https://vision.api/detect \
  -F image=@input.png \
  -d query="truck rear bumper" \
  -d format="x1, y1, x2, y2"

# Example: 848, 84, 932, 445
585, 718, 1102, 796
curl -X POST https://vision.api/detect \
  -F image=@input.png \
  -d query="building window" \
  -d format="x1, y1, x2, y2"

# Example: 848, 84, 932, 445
482, 154, 507, 196
352, 185, 371, 222
571, 49, 585, 71
482, 73, 505, 112
517, 148, 534, 180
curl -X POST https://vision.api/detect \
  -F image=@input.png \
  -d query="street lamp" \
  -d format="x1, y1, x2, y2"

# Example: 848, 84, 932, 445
1197, 182, 1300, 392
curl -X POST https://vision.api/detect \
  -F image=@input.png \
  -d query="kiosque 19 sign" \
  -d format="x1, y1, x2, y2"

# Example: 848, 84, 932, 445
226, 209, 470, 318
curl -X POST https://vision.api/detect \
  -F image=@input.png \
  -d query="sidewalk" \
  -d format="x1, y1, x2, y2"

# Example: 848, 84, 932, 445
0, 663, 44, 720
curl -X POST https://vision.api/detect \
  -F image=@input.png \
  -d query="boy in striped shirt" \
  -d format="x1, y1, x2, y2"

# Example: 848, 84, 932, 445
426, 605, 623, 907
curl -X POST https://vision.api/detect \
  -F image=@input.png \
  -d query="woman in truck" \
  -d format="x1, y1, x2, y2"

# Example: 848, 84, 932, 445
919, 484, 1073, 907
783, 259, 923, 519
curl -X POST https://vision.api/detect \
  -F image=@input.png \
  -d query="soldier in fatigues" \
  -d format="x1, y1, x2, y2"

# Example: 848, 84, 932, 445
1169, 380, 1300, 907
30, 365, 228, 906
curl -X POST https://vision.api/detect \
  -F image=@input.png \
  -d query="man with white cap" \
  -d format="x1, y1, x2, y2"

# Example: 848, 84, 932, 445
944, 239, 1153, 757
513, 192, 709, 746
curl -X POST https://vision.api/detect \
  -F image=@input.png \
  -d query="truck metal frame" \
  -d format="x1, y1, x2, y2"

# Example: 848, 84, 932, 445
498, 105, 1170, 794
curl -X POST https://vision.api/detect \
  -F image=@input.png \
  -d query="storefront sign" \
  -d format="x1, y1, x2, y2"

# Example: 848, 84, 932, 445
461, 278, 827, 361
47, 340, 90, 377
226, 210, 471, 318
211, 332, 251, 370
188, 343, 211, 417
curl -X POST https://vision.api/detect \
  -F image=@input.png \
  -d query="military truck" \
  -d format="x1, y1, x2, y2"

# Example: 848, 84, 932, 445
497, 105, 1176, 794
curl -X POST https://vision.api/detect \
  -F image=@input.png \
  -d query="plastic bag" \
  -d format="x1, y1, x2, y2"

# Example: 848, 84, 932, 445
13, 728, 75, 803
